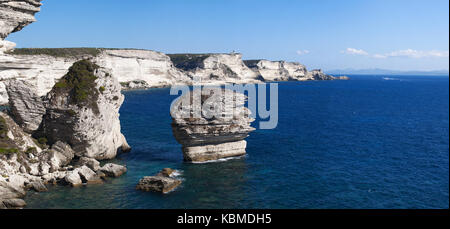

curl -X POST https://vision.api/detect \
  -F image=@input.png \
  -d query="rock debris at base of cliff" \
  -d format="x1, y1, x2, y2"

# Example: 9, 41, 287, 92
0, 60, 130, 208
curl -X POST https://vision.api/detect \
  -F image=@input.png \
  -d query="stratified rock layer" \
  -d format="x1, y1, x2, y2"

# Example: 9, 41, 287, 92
171, 89, 255, 162
245, 60, 339, 81
6, 79, 45, 133
0, 0, 42, 39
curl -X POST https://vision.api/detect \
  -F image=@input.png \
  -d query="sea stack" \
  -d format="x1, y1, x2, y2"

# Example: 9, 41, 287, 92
35, 59, 131, 160
171, 88, 255, 162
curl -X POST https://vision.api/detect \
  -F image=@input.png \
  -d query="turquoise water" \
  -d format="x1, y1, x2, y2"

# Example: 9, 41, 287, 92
25, 75, 449, 209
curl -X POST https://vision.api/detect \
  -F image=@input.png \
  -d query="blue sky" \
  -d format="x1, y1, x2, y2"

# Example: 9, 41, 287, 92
7, 0, 449, 71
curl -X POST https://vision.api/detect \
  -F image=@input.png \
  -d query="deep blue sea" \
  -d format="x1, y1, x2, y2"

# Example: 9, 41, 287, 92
25, 75, 449, 209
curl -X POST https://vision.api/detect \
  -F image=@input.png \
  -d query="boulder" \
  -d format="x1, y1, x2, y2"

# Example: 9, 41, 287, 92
157, 168, 175, 177
136, 176, 181, 193
2, 198, 26, 208
78, 165, 102, 184
64, 170, 82, 187
100, 163, 127, 178
136, 168, 182, 193
28, 180, 47, 192
76, 157, 100, 172
44, 141, 75, 171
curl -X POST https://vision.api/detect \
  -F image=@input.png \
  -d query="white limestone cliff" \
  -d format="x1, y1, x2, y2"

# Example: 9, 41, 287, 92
244, 59, 340, 81
180, 53, 263, 85
94, 49, 191, 88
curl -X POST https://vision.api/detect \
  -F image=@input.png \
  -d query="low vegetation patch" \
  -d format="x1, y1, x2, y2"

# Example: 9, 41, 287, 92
52, 60, 100, 114
0, 116, 8, 139
8, 48, 102, 58
0, 147, 19, 155
167, 54, 211, 71
0, 117, 20, 155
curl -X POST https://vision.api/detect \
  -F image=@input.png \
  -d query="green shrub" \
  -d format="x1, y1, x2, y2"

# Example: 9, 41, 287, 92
167, 54, 211, 71
99, 86, 106, 93
0, 116, 8, 139
38, 137, 48, 145
9, 48, 102, 58
53, 60, 100, 114
25, 147, 37, 154
0, 147, 19, 155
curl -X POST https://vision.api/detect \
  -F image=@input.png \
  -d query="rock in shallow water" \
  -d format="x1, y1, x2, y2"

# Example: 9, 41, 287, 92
78, 165, 102, 184
64, 170, 82, 187
100, 163, 127, 178
2, 198, 26, 208
136, 176, 182, 193
136, 168, 182, 193
28, 181, 47, 192
171, 89, 255, 162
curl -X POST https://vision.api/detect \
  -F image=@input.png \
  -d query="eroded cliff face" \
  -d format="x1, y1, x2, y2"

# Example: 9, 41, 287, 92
95, 49, 191, 88
244, 59, 338, 81
0, 49, 193, 104
0, 0, 42, 40
170, 53, 263, 85
1, 51, 259, 104
36, 60, 130, 160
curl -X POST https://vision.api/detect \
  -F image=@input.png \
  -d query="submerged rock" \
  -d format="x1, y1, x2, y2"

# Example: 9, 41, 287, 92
171, 89, 255, 162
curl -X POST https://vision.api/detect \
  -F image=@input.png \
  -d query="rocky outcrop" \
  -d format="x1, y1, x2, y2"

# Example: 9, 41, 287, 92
171, 89, 255, 162
244, 60, 308, 81
245, 60, 344, 81
0, 0, 43, 40
306, 69, 335, 80
169, 53, 262, 85
136, 168, 182, 193
36, 60, 130, 160
5, 79, 45, 133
